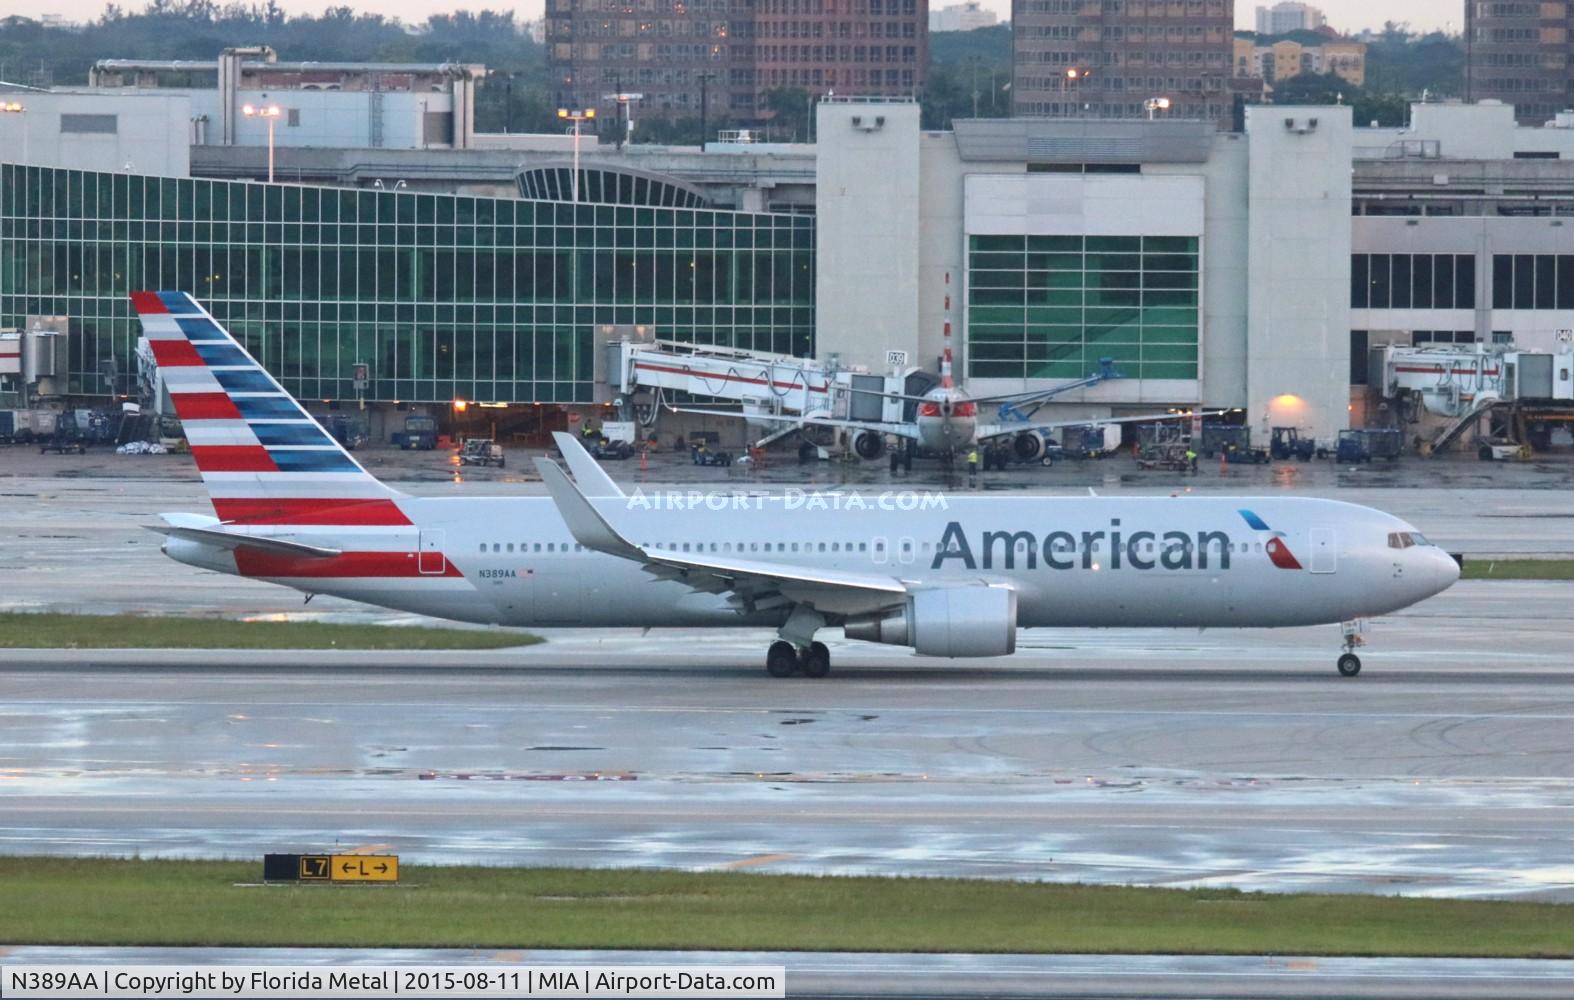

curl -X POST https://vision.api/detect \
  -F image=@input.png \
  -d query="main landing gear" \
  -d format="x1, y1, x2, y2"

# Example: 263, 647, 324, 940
765, 639, 831, 679
1337, 620, 1366, 677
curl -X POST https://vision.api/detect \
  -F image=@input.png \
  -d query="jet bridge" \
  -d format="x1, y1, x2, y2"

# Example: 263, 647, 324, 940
604, 333, 932, 443
1372, 343, 1574, 455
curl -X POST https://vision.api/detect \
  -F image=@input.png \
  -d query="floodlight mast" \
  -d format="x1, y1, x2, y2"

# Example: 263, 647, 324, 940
556, 107, 597, 203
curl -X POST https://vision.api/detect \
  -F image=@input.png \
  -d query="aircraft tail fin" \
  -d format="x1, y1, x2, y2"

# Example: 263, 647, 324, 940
131, 291, 409, 526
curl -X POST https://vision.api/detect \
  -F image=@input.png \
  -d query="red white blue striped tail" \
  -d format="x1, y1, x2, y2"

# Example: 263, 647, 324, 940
131, 291, 409, 526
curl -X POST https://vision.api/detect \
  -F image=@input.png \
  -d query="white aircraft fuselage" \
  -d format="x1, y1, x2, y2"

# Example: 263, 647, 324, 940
168, 494, 1458, 633
137, 289, 1458, 677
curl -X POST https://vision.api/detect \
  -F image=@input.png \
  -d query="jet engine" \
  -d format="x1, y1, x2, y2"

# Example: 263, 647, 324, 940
853, 430, 886, 460
1013, 431, 1045, 462
844, 586, 1017, 658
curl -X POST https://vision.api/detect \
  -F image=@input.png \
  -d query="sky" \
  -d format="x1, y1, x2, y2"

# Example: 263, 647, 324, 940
11, 0, 1457, 34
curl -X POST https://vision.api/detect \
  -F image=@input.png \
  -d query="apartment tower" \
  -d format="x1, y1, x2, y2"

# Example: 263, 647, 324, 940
1013, 0, 1236, 127
1465, 0, 1573, 125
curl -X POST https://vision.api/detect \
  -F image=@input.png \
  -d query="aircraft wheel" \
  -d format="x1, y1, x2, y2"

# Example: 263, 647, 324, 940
766, 640, 799, 678
800, 641, 831, 679
1040, 454, 1054, 467
1337, 653, 1362, 677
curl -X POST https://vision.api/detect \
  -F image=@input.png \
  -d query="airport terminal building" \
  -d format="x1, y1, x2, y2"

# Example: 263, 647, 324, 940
3, 52, 1574, 442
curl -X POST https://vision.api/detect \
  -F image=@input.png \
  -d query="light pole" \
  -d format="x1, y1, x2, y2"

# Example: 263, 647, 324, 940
556, 107, 596, 203
1, 101, 24, 163
242, 103, 282, 183
602, 91, 644, 149
1144, 96, 1171, 120
1065, 68, 1090, 113
698, 72, 715, 146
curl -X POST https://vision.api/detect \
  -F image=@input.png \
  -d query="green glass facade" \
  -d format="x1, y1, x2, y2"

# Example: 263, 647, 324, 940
965, 234, 1200, 381
0, 164, 815, 403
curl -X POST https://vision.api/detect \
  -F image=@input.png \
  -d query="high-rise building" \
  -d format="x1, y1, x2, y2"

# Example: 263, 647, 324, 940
546, 0, 927, 130
931, 1, 999, 32
755, 0, 926, 99
545, 0, 759, 123
1466, 0, 1573, 126
1255, 2, 1326, 36
1012, 0, 1236, 127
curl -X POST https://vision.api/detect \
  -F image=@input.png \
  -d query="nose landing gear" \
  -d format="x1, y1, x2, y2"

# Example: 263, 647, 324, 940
1337, 620, 1366, 676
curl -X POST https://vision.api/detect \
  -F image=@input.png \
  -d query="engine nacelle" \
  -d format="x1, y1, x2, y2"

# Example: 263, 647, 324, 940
1012, 431, 1044, 462
853, 430, 886, 460
844, 586, 1017, 658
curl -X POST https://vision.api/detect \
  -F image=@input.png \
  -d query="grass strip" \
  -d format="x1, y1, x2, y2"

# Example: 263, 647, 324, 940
0, 613, 539, 650
1461, 559, 1574, 581
0, 858, 1569, 956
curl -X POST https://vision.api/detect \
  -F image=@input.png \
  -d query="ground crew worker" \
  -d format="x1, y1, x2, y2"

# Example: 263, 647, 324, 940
1186, 447, 1198, 473
967, 447, 979, 485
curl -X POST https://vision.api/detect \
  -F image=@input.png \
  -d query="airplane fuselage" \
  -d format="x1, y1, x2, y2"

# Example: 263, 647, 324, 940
166, 494, 1458, 634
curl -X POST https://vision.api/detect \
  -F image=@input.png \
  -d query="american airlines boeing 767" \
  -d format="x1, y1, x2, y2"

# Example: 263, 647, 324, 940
137, 291, 1459, 678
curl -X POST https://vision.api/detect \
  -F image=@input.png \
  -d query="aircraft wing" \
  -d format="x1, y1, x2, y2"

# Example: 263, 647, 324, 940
975, 409, 1227, 444
146, 514, 342, 559
664, 405, 923, 442
535, 444, 909, 618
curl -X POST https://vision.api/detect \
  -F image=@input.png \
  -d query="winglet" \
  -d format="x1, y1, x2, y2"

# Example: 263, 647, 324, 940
551, 431, 625, 498
533, 456, 644, 560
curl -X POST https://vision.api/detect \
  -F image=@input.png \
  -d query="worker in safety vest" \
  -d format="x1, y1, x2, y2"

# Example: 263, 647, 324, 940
966, 448, 979, 485
1185, 448, 1198, 473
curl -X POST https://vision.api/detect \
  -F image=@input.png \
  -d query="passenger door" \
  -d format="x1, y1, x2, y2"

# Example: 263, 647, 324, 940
1309, 527, 1336, 575
418, 529, 447, 575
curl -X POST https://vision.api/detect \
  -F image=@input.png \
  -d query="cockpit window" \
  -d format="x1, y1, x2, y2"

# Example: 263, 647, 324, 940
1388, 532, 1429, 549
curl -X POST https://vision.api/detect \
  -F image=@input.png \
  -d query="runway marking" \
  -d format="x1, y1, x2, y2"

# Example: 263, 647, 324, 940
721, 853, 794, 870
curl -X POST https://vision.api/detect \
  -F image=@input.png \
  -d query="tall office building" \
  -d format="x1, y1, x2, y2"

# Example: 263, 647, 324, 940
545, 0, 759, 123
1465, 1, 1573, 125
546, 0, 927, 130
1012, 0, 1236, 127
1255, 2, 1325, 36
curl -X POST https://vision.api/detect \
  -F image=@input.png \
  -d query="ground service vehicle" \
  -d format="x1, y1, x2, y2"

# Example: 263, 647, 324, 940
137, 290, 1459, 679
459, 438, 505, 467
1271, 427, 1319, 462
399, 415, 438, 450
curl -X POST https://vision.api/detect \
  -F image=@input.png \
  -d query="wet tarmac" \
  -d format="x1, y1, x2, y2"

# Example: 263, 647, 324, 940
2, 447, 1573, 906
6, 947, 1574, 999
3, 587, 1573, 900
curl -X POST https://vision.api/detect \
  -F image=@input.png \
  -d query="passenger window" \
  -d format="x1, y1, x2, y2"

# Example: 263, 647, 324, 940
819, 543, 827, 552
533, 543, 542, 552
478, 543, 486, 553
492, 543, 501, 553
682, 543, 691, 552
859, 543, 868, 552
833, 543, 841, 552
506, 543, 514, 553
791, 543, 799, 552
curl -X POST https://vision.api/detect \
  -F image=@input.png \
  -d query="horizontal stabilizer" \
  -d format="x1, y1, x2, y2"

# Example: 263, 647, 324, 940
147, 520, 342, 559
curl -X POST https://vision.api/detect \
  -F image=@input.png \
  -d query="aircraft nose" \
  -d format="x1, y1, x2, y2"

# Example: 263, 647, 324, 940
1426, 549, 1462, 595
